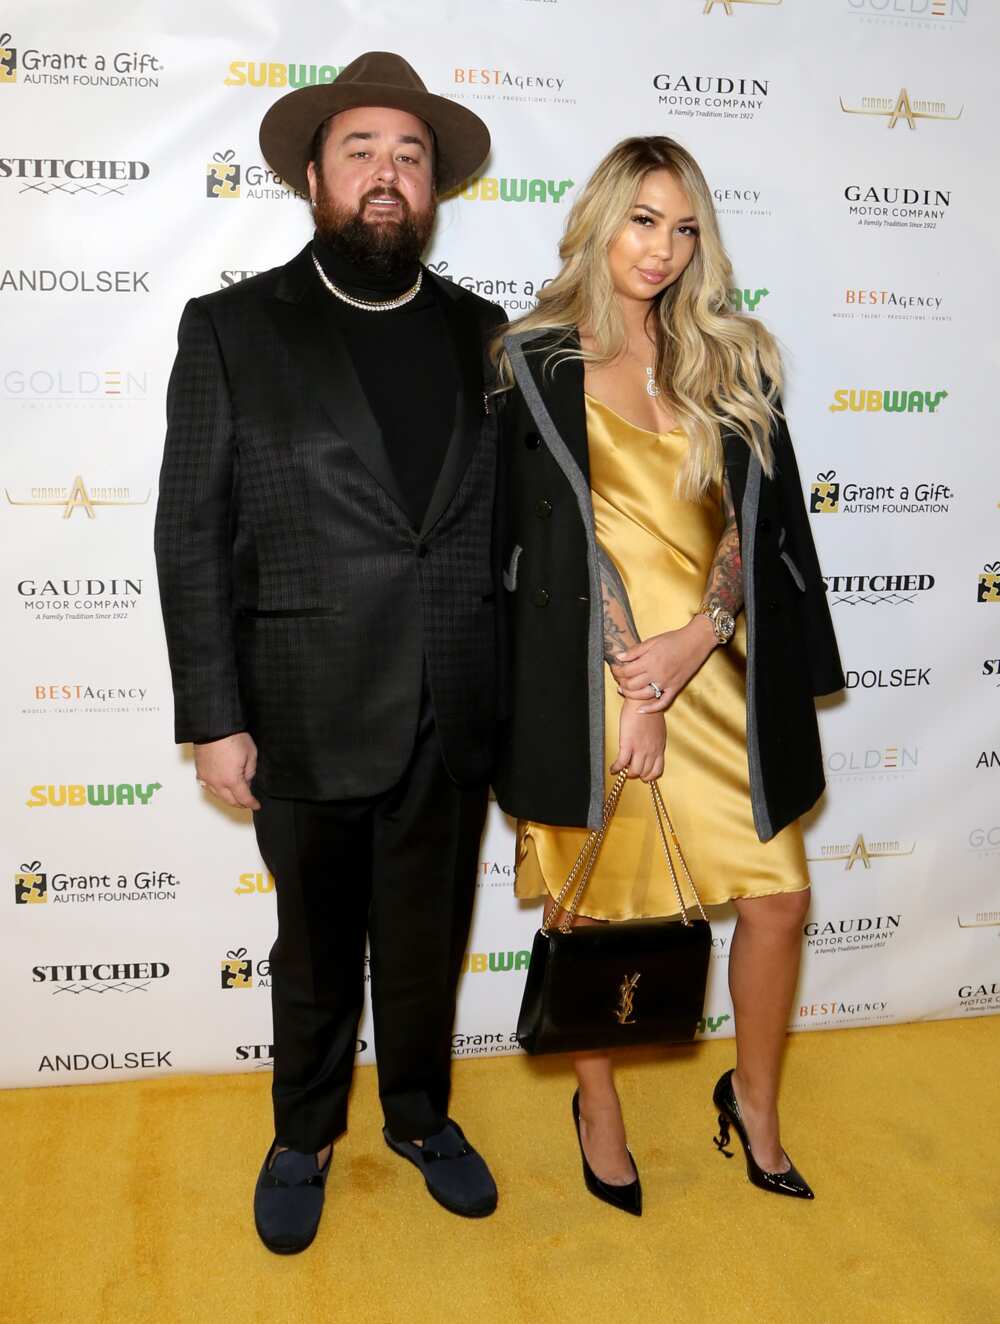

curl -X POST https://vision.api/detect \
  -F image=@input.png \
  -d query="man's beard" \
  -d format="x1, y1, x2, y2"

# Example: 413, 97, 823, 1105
313, 178, 436, 277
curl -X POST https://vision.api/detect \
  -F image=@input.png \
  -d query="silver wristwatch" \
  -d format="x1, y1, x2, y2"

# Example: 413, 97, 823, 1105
699, 599, 736, 646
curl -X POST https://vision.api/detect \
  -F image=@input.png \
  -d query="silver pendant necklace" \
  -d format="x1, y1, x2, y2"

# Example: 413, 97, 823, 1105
645, 367, 661, 398
311, 251, 422, 312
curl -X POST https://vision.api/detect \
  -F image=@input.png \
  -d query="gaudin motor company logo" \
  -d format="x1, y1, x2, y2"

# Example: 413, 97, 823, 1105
14, 859, 178, 905
839, 86, 963, 129
18, 575, 143, 623
206, 149, 304, 201
846, 0, 969, 30
844, 184, 950, 232
5, 476, 150, 518
957, 981, 1000, 1013
810, 471, 952, 517
0, 155, 150, 197
977, 562, 1000, 603
445, 174, 574, 205
805, 914, 901, 955
835, 288, 949, 324
0, 32, 163, 87
653, 71, 770, 122
807, 833, 916, 870
450, 66, 574, 106
822, 572, 935, 607
223, 59, 343, 89
221, 947, 271, 989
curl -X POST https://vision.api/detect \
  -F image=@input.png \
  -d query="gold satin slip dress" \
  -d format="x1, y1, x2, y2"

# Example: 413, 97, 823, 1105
515, 394, 810, 919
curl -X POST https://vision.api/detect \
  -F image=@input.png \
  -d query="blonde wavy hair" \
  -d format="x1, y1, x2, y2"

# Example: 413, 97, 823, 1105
494, 136, 782, 497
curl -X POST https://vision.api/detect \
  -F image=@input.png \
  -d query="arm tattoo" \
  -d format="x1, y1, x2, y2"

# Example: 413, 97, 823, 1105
598, 542, 640, 664
701, 471, 744, 616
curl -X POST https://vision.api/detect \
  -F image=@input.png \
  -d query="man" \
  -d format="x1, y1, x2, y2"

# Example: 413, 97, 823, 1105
154, 51, 505, 1254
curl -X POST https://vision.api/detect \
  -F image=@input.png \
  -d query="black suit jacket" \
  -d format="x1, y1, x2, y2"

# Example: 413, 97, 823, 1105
154, 244, 507, 800
493, 327, 844, 839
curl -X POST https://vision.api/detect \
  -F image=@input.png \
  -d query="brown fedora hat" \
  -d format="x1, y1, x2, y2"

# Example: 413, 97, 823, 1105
259, 50, 490, 196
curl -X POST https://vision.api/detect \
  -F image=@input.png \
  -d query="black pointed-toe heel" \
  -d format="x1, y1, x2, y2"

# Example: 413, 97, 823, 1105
711, 1069, 815, 1200
572, 1090, 642, 1216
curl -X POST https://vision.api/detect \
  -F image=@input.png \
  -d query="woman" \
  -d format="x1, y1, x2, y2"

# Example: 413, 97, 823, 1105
493, 137, 843, 1214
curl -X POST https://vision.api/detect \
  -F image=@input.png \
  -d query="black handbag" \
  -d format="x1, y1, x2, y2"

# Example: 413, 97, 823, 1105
516, 772, 712, 1055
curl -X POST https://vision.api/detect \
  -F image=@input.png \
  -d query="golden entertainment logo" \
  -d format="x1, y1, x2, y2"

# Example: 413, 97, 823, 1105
807, 833, 916, 869
4, 476, 150, 518
703, 0, 781, 10
840, 87, 963, 128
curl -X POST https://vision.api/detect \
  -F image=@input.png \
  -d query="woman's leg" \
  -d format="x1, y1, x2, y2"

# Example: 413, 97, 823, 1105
728, 887, 810, 1171
545, 899, 636, 1185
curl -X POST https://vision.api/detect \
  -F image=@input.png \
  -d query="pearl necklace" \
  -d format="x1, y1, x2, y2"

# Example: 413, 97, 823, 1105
311, 251, 422, 312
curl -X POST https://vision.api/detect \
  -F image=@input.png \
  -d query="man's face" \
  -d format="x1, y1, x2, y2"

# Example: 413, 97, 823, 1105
307, 105, 436, 273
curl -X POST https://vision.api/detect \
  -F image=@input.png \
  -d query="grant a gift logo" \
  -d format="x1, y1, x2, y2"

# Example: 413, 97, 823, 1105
461, 949, 531, 974
15, 860, 46, 904
727, 286, 769, 312
447, 174, 573, 204
703, 0, 781, 10
224, 59, 343, 89
25, 782, 162, 808
653, 71, 770, 122
0, 33, 17, 82
822, 572, 935, 606
977, 562, 1000, 603
221, 947, 270, 988
452, 1031, 520, 1057
33, 961, 170, 994
807, 833, 916, 869
839, 86, 963, 129
424, 260, 553, 314
0, 155, 150, 197
829, 388, 948, 414
5, 476, 150, 518
805, 915, 902, 955
808, 471, 953, 517
207, 149, 240, 198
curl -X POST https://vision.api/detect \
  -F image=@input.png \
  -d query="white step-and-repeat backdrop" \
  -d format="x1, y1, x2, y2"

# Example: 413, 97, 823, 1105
3, 0, 997, 1089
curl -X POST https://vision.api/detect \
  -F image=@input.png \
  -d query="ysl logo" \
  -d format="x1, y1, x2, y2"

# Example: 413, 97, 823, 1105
615, 972, 640, 1025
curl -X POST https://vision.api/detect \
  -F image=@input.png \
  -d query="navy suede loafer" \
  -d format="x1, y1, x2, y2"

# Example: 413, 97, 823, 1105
384, 1119, 498, 1217
253, 1142, 331, 1254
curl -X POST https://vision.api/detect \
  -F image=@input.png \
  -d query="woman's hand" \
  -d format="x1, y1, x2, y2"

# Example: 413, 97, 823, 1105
611, 700, 666, 781
611, 616, 716, 714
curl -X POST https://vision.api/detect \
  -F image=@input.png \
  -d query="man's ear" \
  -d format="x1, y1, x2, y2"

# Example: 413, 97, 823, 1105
306, 159, 317, 204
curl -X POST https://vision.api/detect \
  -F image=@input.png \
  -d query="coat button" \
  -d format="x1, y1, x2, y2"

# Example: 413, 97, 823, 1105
532, 588, 550, 607
415, 541, 428, 559
759, 517, 772, 535
534, 499, 553, 519
524, 432, 542, 450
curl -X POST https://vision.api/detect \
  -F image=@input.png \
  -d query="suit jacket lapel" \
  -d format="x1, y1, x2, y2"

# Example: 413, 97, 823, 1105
419, 271, 484, 536
270, 245, 411, 521
509, 327, 589, 485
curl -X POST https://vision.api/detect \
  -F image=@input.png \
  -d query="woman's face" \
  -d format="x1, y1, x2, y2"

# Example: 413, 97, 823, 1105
606, 168, 700, 304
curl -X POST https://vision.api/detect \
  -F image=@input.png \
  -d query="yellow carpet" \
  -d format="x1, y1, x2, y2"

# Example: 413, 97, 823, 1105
5, 1017, 998, 1324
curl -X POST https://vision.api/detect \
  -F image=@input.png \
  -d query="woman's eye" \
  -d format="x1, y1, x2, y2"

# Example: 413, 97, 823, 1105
678, 225, 699, 237
631, 214, 653, 226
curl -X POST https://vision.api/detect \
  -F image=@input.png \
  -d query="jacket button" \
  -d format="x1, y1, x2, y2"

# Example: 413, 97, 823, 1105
415, 541, 428, 559
532, 588, 550, 607
535, 499, 553, 519
760, 517, 772, 535
524, 432, 542, 450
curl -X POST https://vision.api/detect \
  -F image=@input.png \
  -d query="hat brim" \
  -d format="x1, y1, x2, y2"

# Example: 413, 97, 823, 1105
259, 81, 490, 197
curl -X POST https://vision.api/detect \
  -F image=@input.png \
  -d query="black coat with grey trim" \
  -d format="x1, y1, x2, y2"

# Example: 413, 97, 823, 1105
492, 327, 844, 840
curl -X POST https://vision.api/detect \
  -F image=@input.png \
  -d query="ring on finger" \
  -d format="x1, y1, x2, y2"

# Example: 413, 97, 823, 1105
649, 680, 663, 700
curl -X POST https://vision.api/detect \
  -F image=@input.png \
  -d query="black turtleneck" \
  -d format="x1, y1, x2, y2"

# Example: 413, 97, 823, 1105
312, 234, 458, 529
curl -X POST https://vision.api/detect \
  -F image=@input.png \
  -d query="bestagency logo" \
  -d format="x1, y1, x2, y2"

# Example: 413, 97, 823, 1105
24, 683, 156, 719
839, 87, 963, 129
728, 286, 769, 312
847, 0, 969, 27
5, 476, 150, 518
807, 833, 916, 869
825, 745, 919, 782
452, 1031, 520, 1057
835, 288, 949, 323
805, 915, 901, 954
221, 947, 271, 988
1, 368, 149, 401
460, 950, 531, 974
204, 148, 302, 201
15, 861, 46, 904
224, 60, 343, 89
653, 72, 770, 122
822, 572, 935, 606
844, 184, 950, 231
0, 156, 150, 197
32, 961, 169, 994
703, 0, 782, 10
448, 175, 573, 204
450, 66, 574, 106
18, 575, 143, 623
810, 471, 952, 516
478, 858, 515, 889
0, 33, 162, 87
234, 870, 275, 895
25, 782, 162, 808
829, 388, 948, 414
14, 860, 178, 905
977, 562, 1000, 603
712, 186, 773, 219
796, 998, 890, 1026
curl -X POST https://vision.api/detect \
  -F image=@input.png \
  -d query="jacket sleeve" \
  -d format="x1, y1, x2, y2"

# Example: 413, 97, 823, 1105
153, 298, 246, 744
771, 398, 846, 697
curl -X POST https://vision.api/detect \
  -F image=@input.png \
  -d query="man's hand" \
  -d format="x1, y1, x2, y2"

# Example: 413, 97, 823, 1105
611, 617, 716, 713
611, 701, 666, 781
194, 732, 261, 810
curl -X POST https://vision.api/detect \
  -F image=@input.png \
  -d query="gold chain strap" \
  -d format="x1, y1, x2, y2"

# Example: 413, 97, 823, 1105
541, 772, 707, 933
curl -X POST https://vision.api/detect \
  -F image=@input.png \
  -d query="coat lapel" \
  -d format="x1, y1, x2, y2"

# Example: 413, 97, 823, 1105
270, 245, 410, 521
508, 327, 589, 485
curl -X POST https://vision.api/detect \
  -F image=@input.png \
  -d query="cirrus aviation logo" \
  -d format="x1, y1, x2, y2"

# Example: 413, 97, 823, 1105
5, 476, 150, 518
806, 833, 916, 869
839, 86, 963, 128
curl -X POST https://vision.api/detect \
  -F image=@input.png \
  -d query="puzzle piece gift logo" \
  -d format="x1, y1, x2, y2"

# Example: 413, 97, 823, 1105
977, 562, 1000, 603
221, 947, 253, 988
0, 34, 17, 83
207, 150, 240, 199
15, 860, 46, 904
810, 470, 840, 514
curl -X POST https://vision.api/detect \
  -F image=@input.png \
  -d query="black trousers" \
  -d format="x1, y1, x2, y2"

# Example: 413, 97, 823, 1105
252, 701, 488, 1152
